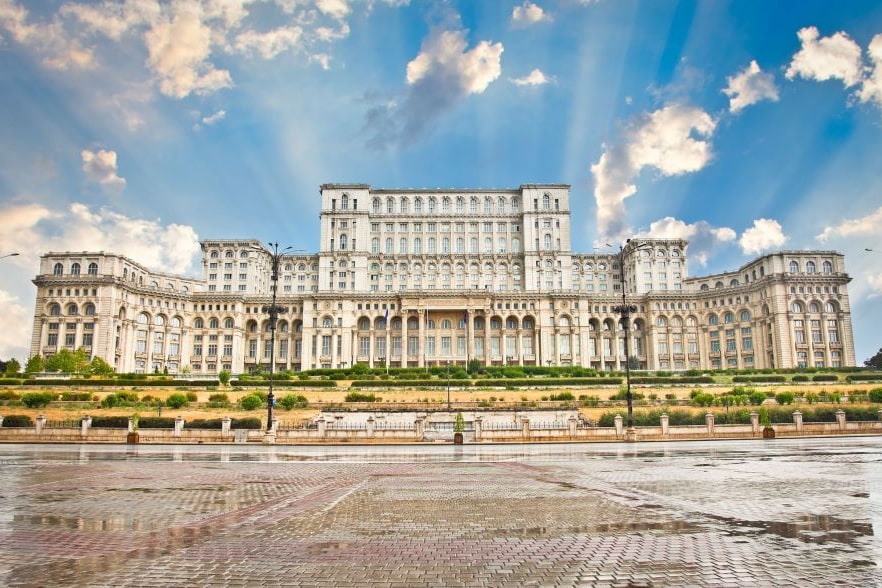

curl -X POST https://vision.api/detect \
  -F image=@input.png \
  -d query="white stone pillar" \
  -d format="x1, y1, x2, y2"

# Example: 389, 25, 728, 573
81, 415, 91, 438
222, 416, 231, 437
36, 415, 47, 434
614, 414, 623, 436
705, 413, 715, 437
793, 410, 803, 432
750, 412, 760, 434
835, 409, 846, 432
174, 416, 184, 437
660, 413, 669, 436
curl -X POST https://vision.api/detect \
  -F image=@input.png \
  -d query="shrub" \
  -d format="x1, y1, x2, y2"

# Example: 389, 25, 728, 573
165, 393, 189, 409
791, 375, 809, 382
812, 374, 839, 382
186, 391, 198, 402
240, 394, 263, 410
186, 418, 224, 430
775, 391, 795, 405
691, 393, 716, 407
869, 388, 882, 403
1, 414, 34, 427
59, 392, 93, 401
0, 390, 20, 401
137, 417, 176, 429
207, 393, 230, 407
749, 391, 767, 406
278, 394, 308, 409
609, 388, 645, 401
21, 391, 57, 408
548, 392, 575, 401
345, 392, 378, 402
231, 417, 261, 429
218, 370, 231, 385
89, 416, 129, 428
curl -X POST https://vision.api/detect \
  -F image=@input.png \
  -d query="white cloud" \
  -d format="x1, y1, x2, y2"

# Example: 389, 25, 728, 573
785, 26, 864, 88
639, 216, 736, 266
81, 148, 126, 190
0, 0, 95, 69
0, 201, 200, 275
202, 109, 226, 125
406, 29, 503, 94
60, 0, 161, 40
316, 0, 351, 20
366, 28, 503, 149
144, 5, 233, 98
233, 25, 303, 59
512, 2, 551, 26
857, 34, 882, 109
723, 60, 779, 113
739, 218, 787, 255
510, 68, 552, 86
816, 205, 882, 243
590, 104, 716, 243
867, 273, 882, 297
0, 288, 31, 362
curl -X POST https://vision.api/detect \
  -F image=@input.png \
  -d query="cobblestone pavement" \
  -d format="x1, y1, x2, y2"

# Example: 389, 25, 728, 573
0, 438, 880, 587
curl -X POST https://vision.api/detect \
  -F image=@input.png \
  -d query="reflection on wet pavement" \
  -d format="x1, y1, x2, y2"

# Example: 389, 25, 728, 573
0, 437, 880, 586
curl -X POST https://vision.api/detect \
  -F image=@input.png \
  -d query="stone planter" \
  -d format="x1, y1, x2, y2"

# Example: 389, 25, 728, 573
126, 432, 140, 444
453, 432, 464, 444
762, 426, 775, 439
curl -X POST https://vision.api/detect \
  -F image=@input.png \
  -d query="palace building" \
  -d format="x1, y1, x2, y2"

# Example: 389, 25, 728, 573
29, 184, 856, 374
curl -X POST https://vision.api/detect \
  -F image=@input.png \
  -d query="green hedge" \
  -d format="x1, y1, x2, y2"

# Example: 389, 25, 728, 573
137, 417, 177, 429
230, 379, 335, 388
480, 377, 620, 387
351, 379, 473, 388
21, 379, 218, 387
812, 374, 839, 382
186, 418, 224, 430
846, 374, 882, 382
732, 375, 787, 383
89, 416, 129, 428
0, 378, 23, 385
1, 414, 34, 427
231, 417, 261, 429
630, 376, 714, 385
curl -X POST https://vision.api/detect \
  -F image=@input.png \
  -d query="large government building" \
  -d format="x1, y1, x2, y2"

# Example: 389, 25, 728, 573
29, 184, 856, 374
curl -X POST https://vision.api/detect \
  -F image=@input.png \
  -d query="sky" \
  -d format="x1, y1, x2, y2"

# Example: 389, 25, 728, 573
1, 0, 882, 365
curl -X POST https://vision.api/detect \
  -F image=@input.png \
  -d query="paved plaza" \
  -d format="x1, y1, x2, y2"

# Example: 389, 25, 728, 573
0, 438, 880, 587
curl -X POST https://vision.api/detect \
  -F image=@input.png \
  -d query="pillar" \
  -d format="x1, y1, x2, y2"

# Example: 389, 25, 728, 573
835, 409, 846, 432
750, 412, 759, 434
366, 416, 375, 438
174, 416, 184, 437
81, 415, 91, 438
521, 417, 530, 439
660, 413, 669, 436
568, 415, 577, 437
793, 410, 803, 433
614, 414, 623, 436
36, 415, 46, 434
474, 416, 483, 442
222, 416, 231, 437
705, 413, 715, 437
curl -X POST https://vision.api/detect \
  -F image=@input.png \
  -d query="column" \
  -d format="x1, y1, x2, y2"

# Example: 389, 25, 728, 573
401, 312, 409, 367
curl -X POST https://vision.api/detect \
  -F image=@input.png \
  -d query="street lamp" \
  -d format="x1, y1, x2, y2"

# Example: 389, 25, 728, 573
446, 360, 451, 410
261, 242, 292, 434
609, 239, 647, 439
0, 253, 20, 260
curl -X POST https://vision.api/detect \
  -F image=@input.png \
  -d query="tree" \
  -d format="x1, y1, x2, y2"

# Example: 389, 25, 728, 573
24, 355, 44, 374
89, 356, 114, 376
865, 348, 882, 370
4, 358, 21, 376
218, 369, 231, 385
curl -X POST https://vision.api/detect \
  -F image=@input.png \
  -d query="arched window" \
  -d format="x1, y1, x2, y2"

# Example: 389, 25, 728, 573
386, 197, 395, 213
441, 197, 450, 213
657, 316, 667, 327
87, 262, 98, 275
806, 261, 816, 274
322, 316, 332, 328
822, 261, 833, 273
470, 198, 478, 213
506, 317, 517, 329
428, 198, 436, 213
456, 197, 464, 213
542, 194, 550, 209
543, 234, 552, 250
372, 198, 381, 213
70, 263, 80, 275
194, 318, 204, 328
441, 319, 452, 329
339, 234, 348, 250
170, 317, 182, 328
414, 198, 423, 213
224, 318, 234, 328
740, 310, 750, 322
512, 238, 521, 253
137, 313, 149, 325
413, 237, 422, 254
789, 260, 799, 273
700, 283, 709, 291
294, 321, 303, 333
559, 316, 571, 327
84, 303, 96, 316
209, 318, 219, 329
67, 303, 78, 315
358, 317, 370, 330
210, 251, 219, 259
385, 238, 393, 253
724, 312, 734, 323
391, 317, 402, 330
400, 198, 409, 214
341, 194, 349, 210
53, 262, 63, 276
371, 238, 379, 254
490, 317, 501, 330
791, 302, 804, 313
484, 197, 492, 213
497, 197, 506, 212
408, 317, 419, 330
474, 317, 485, 329
49, 303, 61, 316
522, 317, 534, 329
809, 301, 821, 313
708, 314, 719, 326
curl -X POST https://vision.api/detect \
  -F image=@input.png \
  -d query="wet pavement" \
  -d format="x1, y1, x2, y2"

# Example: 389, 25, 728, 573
0, 438, 880, 587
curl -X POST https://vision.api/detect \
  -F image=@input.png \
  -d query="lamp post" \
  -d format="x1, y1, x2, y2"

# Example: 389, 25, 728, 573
261, 242, 292, 434
446, 360, 451, 410
610, 239, 646, 440
0, 253, 20, 260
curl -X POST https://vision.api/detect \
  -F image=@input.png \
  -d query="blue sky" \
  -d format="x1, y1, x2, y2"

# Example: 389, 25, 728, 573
1, 0, 882, 364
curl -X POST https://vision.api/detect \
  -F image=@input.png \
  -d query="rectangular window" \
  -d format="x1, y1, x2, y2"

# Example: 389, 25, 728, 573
321, 335, 331, 356
392, 336, 402, 357
425, 337, 435, 357
376, 336, 387, 359
474, 337, 483, 356
490, 336, 500, 357
208, 344, 218, 356
441, 336, 451, 356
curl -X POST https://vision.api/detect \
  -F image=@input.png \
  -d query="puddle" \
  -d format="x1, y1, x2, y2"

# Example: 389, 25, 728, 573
720, 514, 872, 545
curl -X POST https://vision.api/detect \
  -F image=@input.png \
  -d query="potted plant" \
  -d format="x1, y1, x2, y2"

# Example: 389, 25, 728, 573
127, 412, 140, 444
760, 407, 775, 439
453, 412, 465, 444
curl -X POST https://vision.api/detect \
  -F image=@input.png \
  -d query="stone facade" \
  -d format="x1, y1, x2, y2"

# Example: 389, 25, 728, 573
29, 184, 855, 373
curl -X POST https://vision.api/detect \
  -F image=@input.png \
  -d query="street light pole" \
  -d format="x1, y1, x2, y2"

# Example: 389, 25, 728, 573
262, 242, 292, 434
0, 253, 20, 260
611, 240, 640, 440
446, 360, 451, 410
